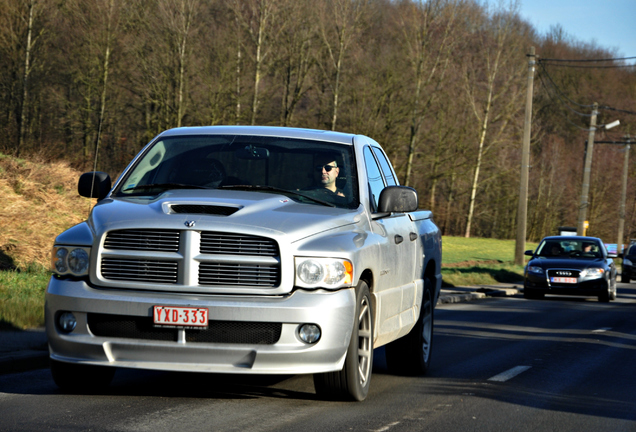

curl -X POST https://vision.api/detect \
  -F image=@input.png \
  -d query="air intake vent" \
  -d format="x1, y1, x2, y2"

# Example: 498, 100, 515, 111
171, 204, 239, 216
104, 229, 179, 252
200, 232, 279, 256
199, 263, 279, 287
101, 258, 178, 283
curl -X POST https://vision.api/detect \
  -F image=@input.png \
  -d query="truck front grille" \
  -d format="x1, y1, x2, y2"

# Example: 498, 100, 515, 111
99, 229, 281, 290
87, 313, 282, 345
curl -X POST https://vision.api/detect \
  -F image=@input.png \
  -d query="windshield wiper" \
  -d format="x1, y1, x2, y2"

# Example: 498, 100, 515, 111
217, 184, 336, 207
122, 183, 209, 193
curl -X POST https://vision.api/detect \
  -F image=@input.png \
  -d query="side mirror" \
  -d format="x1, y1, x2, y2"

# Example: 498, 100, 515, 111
377, 186, 418, 213
524, 250, 534, 257
78, 171, 111, 200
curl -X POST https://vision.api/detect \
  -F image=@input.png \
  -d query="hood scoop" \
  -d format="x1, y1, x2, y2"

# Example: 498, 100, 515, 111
170, 204, 240, 216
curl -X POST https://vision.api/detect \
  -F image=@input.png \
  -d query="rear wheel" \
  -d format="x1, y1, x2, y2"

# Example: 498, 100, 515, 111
385, 278, 434, 376
314, 281, 373, 401
51, 359, 115, 393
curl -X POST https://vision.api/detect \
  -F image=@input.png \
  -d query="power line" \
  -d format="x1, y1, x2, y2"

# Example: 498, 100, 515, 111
536, 71, 591, 131
538, 63, 635, 69
539, 56, 636, 63
538, 59, 636, 117
538, 63, 594, 113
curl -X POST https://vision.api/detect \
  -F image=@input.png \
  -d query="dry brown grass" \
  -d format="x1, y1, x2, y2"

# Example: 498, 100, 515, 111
0, 153, 94, 270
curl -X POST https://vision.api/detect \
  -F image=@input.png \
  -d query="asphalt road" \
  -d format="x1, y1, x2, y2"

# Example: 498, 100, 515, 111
2, 284, 635, 432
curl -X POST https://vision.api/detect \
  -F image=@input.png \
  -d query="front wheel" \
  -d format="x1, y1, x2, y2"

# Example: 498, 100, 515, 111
51, 359, 116, 393
385, 278, 434, 376
314, 281, 373, 401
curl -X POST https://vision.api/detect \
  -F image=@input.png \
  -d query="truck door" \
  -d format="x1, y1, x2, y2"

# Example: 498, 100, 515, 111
363, 146, 419, 343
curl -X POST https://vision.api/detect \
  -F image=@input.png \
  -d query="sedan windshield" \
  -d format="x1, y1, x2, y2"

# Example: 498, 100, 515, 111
535, 239, 602, 259
114, 134, 359, 209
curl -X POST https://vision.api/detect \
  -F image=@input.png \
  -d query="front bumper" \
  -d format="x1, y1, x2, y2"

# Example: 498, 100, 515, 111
45, 277, 356, 375
524, 273, 609, 296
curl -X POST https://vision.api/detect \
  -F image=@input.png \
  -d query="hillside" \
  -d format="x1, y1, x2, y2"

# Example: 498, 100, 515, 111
0, 154, 92, 270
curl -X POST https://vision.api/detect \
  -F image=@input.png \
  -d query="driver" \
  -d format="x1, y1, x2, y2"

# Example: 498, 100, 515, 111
315, 153, 345, 197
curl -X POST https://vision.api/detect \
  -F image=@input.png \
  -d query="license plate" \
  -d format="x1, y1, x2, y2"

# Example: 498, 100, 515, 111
550, 277, 577, 284
153, 306, 209, 328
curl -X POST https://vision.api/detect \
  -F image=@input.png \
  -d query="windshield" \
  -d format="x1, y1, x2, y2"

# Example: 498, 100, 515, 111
535, 239, 603, 259
114, 134, 359, 209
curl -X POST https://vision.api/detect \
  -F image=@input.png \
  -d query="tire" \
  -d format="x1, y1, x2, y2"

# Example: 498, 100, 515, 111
621, 273, 630, 283
598, 281, 611, 303
314, 281, 373, 401
610, 276, 617, 300
51, 359, 115, 393
523, 289, 544, 300
385, 278, 434, 376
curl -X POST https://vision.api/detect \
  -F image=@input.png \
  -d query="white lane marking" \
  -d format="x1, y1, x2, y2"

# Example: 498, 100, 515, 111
488, 365, 531, 382
373, 421, 401, 431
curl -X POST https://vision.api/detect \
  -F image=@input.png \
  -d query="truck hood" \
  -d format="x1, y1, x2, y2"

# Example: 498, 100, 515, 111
87, 189, 363, 242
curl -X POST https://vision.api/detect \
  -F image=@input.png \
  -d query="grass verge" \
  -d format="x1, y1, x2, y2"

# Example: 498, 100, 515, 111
0, 266, 50, 330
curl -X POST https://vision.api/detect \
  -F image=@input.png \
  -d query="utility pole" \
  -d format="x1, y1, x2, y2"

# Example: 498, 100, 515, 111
515, 47, 536, 265
577, 102, 598, 236
617, 135, 632, 251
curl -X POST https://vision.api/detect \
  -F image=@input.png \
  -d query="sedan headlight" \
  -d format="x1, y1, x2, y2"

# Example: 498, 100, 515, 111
527, 265, 544, 275
295, 257, 353, 289
580, 268, 604, 279
52, 246, 91, 276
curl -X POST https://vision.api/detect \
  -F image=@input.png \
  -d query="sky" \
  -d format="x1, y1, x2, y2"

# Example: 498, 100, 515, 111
518, 0, 636, 59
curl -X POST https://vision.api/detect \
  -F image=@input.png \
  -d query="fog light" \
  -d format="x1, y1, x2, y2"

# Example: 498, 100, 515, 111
58, 312, 77, 333
298, 324, 321, 344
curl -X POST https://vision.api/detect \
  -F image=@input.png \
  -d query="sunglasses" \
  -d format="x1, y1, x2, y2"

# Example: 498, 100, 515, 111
316, 164, 337, 172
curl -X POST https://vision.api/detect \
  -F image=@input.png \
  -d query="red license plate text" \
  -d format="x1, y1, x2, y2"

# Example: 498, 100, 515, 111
153, 306, 209, 328
550, 277, 577, 284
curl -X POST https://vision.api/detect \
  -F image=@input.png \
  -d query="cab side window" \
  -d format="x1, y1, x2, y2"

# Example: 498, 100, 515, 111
372, 147, 397, 186
363, 146, 386, 212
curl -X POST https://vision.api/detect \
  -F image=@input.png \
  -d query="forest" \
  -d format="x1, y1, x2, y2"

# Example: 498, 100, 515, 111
1, 0, 635, 243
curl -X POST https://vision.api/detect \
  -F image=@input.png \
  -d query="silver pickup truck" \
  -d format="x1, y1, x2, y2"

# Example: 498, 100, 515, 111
46, 126, 442, 401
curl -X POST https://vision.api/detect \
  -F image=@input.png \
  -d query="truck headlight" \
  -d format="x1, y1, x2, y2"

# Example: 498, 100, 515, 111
52, 246, 91, 276
295, 257, 353, 289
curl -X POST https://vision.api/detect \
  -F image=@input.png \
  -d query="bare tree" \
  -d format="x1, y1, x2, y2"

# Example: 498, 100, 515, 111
462, 1, 525, 238
316, 0, 367, 131
394, 0, 460, 187
228, 0, 282, 125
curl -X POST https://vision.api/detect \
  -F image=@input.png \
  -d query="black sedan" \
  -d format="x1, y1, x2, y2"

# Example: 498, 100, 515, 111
524, 236, 617, 302
620, 242, 636, 283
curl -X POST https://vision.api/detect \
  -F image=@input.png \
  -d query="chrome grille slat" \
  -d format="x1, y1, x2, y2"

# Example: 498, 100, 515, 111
199, 263, 279, 286
101, 258, 178, 283
200, 232, 278, 256
104, 229, 180, 252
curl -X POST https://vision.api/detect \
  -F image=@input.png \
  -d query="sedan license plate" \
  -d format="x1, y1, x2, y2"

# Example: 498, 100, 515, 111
153, 306, 208, 328
550, 277, 577, 284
